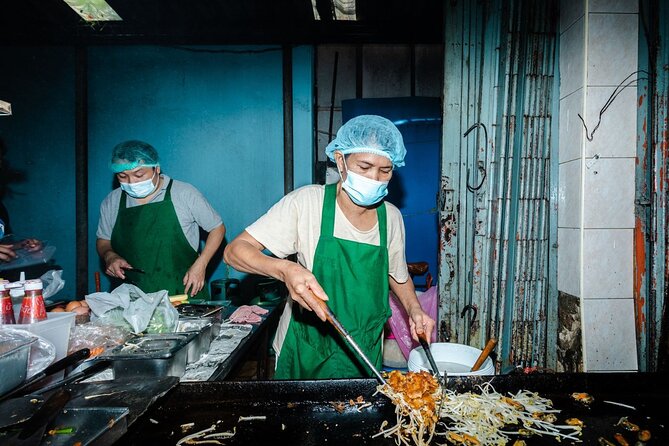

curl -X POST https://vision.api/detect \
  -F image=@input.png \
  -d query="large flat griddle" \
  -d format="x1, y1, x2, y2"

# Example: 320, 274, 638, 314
119, 373, 669, 445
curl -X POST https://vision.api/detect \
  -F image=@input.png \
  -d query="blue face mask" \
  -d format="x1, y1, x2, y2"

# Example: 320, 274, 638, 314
120, 170, 158, 198
340, 159, 389, 206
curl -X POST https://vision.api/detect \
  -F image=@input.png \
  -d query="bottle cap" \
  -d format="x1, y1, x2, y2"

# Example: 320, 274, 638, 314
24, 279, 43, 291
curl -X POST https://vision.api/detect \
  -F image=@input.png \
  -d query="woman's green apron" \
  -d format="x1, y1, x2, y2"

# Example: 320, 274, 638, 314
111, 179, 209, 299
275, 183, 391, 379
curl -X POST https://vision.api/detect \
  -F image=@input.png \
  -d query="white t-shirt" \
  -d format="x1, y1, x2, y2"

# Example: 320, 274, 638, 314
245, 184, 410, 357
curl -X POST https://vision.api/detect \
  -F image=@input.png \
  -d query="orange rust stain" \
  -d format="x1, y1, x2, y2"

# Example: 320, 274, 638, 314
633, 218, 647, 334
660, 167, 665, 193
638, 95, 644, 107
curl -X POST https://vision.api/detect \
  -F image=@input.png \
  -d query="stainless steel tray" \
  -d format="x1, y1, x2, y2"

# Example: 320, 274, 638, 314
176, 317, 213, 363
100, 333, 195, 378
44, 406, 129, 446
0, 329, 37, 396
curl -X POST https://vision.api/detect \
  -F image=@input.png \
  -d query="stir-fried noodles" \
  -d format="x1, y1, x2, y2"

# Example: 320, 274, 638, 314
375, 372, 583, 446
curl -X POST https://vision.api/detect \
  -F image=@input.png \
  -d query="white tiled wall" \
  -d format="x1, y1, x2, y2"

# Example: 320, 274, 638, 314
584, 87, 638, 158
558, 0, 639, 371
582, 298, 639, 371
583, 158, 635, 228
558, 159, 581, 228
557, 228, 581, 297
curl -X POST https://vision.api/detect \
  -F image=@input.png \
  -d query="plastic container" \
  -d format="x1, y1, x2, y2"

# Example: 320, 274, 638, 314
12, 310, 75, 361
408, 342, 495, 376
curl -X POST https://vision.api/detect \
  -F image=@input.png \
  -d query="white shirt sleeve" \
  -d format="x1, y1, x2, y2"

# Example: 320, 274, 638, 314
385, 203, 410, 283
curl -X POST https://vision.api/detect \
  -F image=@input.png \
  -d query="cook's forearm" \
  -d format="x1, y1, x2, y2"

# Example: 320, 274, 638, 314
224, 233, 292, 281
390, 276, 421, 314
96, 239, 117, 263
197, 224, 226, 266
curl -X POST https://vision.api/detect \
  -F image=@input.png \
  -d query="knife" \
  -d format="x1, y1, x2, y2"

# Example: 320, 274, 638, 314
32, 360, 111, 396
0, 348, 90, 402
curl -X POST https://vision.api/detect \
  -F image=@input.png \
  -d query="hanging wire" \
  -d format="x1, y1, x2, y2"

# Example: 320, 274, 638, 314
464, 122, 488, 192
578, 70, 651, 141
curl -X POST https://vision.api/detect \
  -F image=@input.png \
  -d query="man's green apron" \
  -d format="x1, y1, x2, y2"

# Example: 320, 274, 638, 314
111, 179, 210, 300
275, 183, 391, 379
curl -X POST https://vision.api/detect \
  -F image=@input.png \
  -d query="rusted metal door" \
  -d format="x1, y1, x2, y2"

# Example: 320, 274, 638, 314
440, 0, 559, 372
636, 0, 669, 372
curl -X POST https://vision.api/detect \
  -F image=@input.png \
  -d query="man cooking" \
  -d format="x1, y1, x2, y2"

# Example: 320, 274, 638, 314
96, 140, 225, 299
224, 115, 435, 379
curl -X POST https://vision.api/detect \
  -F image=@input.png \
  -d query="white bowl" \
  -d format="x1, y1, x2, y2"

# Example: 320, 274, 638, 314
408, 342, 495, 376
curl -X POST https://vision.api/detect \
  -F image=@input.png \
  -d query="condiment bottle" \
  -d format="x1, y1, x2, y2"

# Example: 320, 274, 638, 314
0, 280, 15, 324
17, 279, 47, 324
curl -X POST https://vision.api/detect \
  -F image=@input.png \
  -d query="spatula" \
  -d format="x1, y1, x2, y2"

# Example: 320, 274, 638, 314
418, 332, 445, 384
312, 298, 387, 385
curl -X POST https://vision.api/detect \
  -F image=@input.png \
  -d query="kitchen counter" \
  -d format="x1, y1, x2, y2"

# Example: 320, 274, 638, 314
181, 301, 282, 381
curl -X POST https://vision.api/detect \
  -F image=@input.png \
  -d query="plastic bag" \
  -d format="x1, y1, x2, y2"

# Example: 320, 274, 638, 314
0, 327, 56, 378
387, 286, 438, 360
0, 235, 57, 272
40, 269, 65, 300
85, 283, 179, 334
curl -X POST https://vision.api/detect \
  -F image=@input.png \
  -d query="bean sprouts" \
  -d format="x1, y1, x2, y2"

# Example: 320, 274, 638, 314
376, 373, 583, 446
437, 381, 582, 445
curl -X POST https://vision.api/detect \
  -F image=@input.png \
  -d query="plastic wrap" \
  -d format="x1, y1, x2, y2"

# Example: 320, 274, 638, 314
68, 322, 132, 356
0, 327, 56, 378
85, 284, 179, 334
386, 286, 438, 360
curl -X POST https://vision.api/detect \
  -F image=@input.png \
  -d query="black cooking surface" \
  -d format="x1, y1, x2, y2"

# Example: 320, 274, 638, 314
120, 373, 668, 445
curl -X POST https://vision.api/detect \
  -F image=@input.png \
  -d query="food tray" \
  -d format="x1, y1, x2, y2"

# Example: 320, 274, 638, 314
0, 329, 37, 396
176, 304, 224, 322
99, 333, 194, 378
176, 317, 214, 363
45, 406, 130, 446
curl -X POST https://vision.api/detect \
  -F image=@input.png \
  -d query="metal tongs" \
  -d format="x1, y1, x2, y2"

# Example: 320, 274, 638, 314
313, 298, 387, 385
418, 332, 446, 386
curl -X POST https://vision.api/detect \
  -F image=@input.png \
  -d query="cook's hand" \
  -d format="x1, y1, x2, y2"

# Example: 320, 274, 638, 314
0, 244, 17, 262
408, 305, 436, 344
22, 238, 43, 252
183, 260, 206, 297
104, 252, 132, 279
281, 262, 329, 321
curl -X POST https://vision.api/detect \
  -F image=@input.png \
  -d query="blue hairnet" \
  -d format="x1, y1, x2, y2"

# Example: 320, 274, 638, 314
325, 115, 406, 168
110, 140, 160, 173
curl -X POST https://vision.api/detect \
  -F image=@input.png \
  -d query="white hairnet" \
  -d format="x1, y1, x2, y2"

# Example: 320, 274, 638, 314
325, 115, 406, 168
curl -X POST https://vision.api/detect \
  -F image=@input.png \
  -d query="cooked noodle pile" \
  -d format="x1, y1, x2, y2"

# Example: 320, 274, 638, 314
376, 373, 583, 446
374, 370, 442, 446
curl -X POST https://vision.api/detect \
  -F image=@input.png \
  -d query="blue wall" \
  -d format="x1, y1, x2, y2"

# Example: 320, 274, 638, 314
0, 47, 76, 296
1, 45, 314, 297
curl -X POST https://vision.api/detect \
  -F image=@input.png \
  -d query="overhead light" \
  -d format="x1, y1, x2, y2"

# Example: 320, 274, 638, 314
311, 0, 357, 21
333, 0, 356, 20
62, 0, 122, 22
0, 100, 11, 116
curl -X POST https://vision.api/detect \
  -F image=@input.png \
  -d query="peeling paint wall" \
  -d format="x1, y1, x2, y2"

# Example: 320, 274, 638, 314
442, 0, 559, 372
557, 291, 583, 372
